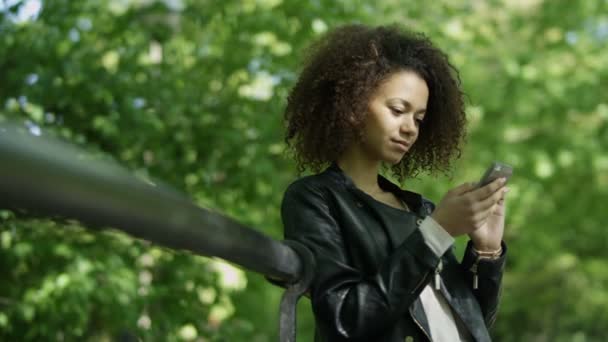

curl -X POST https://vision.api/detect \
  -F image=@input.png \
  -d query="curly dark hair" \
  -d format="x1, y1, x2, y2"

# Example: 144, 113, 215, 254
283, 24, 468, 182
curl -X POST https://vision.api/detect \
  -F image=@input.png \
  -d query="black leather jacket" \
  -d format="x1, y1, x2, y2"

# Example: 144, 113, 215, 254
281, 162, 506, 341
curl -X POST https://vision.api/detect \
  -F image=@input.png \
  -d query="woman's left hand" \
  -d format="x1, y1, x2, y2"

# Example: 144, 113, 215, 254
467, 184, 509, 251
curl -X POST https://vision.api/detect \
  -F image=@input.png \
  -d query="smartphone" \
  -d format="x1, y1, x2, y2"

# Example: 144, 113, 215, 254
477, 161, 513, 188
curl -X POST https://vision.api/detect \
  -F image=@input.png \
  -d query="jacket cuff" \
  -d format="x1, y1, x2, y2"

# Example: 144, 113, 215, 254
418, 216, 455, 257
462, 240, 508, 281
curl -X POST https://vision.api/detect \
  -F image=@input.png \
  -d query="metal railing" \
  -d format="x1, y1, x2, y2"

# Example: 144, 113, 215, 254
0, 123, 314, 342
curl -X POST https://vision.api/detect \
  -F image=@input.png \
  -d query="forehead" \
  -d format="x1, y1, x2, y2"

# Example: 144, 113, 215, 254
372, 70, 429, 106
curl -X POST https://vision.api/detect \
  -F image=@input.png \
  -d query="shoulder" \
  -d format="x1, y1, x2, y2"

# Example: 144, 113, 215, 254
280, 172, 343, 231
283, 169, 343, 200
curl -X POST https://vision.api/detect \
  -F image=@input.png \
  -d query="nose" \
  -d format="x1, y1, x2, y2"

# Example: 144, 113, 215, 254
399, 115, 418, 137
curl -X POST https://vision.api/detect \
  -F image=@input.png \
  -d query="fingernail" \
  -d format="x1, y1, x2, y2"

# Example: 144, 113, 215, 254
504, 187, 509, 193
500, 178, 507, 184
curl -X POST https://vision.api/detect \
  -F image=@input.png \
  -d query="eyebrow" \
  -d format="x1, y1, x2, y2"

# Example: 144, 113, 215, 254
388, 98, 426, 114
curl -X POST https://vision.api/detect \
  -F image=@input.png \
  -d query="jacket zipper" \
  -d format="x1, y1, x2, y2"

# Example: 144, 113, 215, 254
434, 259, 443, 290
409, 306, 432, 341
410, 270, 430, 295
408, 271, 433, 341
470, 258, 480, 290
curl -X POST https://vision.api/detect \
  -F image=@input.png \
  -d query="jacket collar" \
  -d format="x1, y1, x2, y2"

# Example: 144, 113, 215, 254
326, 161, 427, 216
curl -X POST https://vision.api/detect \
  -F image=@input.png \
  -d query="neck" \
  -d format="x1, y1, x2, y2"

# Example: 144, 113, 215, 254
336, 146, 383, 195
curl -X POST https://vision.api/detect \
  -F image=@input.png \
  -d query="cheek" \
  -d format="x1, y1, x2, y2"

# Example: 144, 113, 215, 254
360, 115, 379, 137
387, 118, 404, 137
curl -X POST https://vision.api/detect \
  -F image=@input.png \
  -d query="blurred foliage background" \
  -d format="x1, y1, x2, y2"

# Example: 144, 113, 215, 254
0, 0, 607, 341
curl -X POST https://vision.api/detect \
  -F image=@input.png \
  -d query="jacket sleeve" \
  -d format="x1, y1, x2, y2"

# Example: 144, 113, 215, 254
281, 181, 441, 340
460, 240, 507, 328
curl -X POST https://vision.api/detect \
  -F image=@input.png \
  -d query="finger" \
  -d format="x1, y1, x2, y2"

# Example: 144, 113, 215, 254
470, 177, 506, 201
490, 200, 506, 217
497, 189, 508, 206
475, 202, 498, 223
497, 187, 509, 203
477, 186, 507, 212
451, 182, 477, 195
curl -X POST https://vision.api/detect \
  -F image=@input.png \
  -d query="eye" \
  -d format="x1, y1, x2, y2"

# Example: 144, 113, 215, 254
390, 107, 404, 115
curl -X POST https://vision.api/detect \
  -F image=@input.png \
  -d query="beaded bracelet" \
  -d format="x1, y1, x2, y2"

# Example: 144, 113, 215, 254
472, 246, 503, 260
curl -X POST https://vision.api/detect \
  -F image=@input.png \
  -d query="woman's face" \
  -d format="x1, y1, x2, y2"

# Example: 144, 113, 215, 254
360, 69, 429, 165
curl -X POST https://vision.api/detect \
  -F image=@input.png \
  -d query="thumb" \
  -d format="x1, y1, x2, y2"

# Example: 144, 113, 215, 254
452, 182, 477, 195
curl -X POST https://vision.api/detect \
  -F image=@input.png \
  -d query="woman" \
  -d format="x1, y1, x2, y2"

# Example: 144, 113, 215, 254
281, 24, 508, 341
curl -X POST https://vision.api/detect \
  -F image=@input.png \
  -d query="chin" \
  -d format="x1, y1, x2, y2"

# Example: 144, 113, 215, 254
383, 153, 405, 165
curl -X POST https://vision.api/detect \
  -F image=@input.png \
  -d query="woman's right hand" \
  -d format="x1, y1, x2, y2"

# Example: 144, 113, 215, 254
430, 178, 507, 237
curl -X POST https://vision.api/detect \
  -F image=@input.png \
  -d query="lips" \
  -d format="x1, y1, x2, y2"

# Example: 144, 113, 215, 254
391, 139, 411, 150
